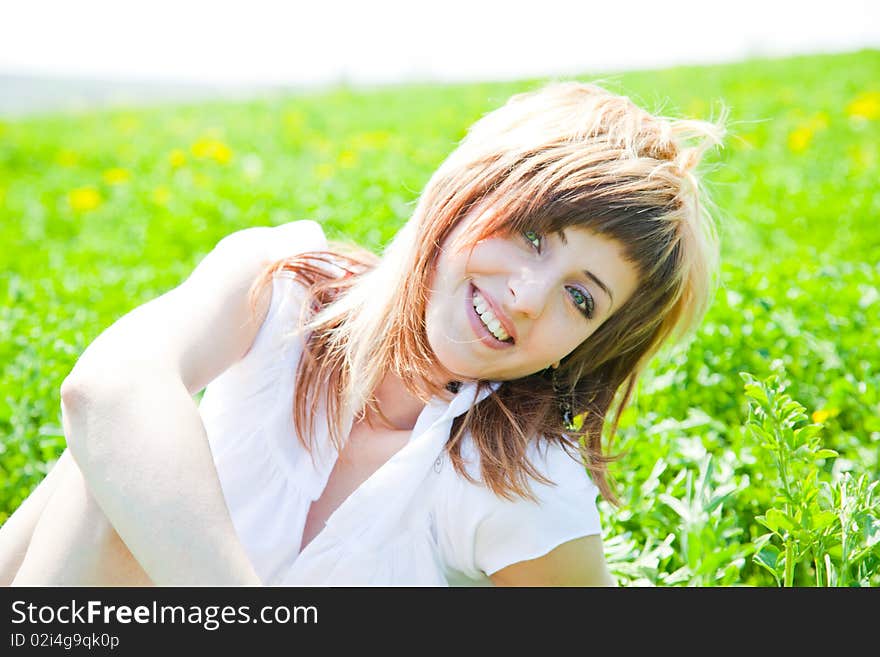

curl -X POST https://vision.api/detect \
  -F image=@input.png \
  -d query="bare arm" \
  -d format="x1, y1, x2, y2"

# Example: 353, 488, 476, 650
61, 379, 260, 585
488, 534, 617, 587
60, 220, 321, 586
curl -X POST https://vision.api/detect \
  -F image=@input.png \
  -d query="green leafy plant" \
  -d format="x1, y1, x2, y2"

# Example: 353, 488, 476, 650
742, 371, 880, 586
658, 454, 749, 586
2, 51, 879, 587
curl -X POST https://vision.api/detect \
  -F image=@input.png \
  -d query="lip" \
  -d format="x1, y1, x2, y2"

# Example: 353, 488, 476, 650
467, 282, 516, 350
472, 283, 517, 342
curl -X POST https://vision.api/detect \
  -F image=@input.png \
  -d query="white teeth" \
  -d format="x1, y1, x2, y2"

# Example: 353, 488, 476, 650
472, 290, 511, 342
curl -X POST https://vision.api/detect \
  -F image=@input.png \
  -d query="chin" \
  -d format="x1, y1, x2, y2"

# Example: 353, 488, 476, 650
425, 338, 470, 381
429, 351, 471, 381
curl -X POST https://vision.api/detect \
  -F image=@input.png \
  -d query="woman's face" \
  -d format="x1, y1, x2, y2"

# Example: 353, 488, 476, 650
425, 205, 640, 382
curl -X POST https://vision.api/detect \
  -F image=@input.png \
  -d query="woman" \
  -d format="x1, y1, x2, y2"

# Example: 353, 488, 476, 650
1, 81, 725, 586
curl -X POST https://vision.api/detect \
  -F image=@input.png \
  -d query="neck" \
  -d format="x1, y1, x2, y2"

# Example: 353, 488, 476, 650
365, 369, 457, 431
359, 372, 418, 431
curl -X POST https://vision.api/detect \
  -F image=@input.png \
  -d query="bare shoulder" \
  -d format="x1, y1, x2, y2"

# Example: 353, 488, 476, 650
489, 534, 617, 587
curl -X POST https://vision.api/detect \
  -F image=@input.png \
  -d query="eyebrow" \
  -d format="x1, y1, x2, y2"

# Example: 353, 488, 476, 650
558, 229, 615, 309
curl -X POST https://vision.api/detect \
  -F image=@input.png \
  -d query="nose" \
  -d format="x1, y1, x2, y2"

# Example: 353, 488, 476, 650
507, 269, 552, 319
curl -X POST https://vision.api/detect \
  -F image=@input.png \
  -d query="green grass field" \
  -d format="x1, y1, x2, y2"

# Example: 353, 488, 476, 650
1, 49, 878, 586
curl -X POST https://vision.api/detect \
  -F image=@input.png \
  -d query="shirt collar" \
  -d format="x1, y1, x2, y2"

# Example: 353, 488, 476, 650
442, 379, 501, 421
408, 379, 501, 443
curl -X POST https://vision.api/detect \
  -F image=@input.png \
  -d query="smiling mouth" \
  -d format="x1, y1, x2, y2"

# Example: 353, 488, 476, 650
468, 283, 515, 347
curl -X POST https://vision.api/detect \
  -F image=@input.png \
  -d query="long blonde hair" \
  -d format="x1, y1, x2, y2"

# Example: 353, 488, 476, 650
250, 81, 726, 507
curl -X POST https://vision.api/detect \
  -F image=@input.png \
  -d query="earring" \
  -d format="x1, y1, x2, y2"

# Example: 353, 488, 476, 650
445, 380, 461, 394
551, 368, 574, 427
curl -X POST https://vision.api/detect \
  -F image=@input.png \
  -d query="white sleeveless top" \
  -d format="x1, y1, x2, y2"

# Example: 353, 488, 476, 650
198, 220, 602, 586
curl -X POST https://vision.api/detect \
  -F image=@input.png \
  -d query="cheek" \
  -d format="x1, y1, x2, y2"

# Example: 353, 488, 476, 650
432, 249, 470, 291
547, 323, 591, 360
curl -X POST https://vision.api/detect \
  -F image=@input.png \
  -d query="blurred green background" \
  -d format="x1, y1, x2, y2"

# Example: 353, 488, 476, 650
1, 49, 878, 585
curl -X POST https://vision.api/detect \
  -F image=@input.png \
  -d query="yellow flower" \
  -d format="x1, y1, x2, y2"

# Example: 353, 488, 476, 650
191, 138, 232, 164
102, 168, 130, 185
788, 126, 813, 153
572, 411, 588, 431
68, 187, 102, 211
811, 408, 838, 424
211, 142, 232, 164
338, 150, 357, 168
788, 113, 830, 153
169, 149, 187, 168
55, 149, 79, 167
151, 186, 171, 206
846, 91, 880, 121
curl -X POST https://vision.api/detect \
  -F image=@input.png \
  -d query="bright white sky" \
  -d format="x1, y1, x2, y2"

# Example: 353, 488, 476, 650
1, 0, 878, 85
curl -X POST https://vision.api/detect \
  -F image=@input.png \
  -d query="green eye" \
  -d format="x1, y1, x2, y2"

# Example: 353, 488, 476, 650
523, 230, 541, 251
568, 286, 595, 319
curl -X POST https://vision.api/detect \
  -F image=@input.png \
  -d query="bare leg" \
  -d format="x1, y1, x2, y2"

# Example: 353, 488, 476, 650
11, 452, 153, 587
0, 449, 71, 585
